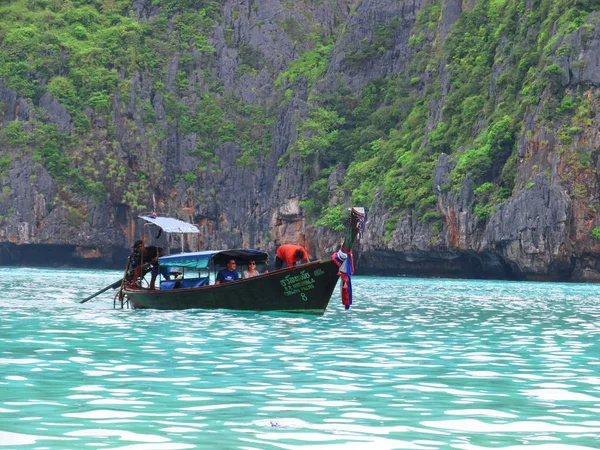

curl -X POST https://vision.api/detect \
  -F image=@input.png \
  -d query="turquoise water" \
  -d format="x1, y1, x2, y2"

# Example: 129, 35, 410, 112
0, 267, 599, 449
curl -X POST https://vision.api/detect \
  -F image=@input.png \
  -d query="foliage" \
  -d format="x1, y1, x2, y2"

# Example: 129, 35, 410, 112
295, 0, 598, 227
316, 205, 345, 232
234, 103, 274, 170
294, 107, 345, 163
67, 207, 87, 227
237, 44, 266, 75
180, 95, 273, 171
591, 228, 600, 241
473, 180, 512, 222
1, 0, 598, 234
299, 177, 329, 220
0, 154, 12, 176
344, 18, 399, 68
2, 121, 29, 146
275, 41, 333, 89
176, 172, 196, 185
0, 119, 106, 199
384, 216, 397, 243
33, 125, 105, 199
180, 94, 228, 150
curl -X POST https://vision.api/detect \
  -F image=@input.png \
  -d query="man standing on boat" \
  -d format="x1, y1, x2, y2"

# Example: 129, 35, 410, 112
148, 246, 170, 290
129, 244, 169, 289
127, 240, 144, 287
275, 244, 309, 270
215, 259, 240, 284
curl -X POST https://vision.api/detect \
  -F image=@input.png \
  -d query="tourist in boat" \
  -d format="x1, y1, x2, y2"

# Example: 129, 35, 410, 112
275, 244, 309, 270
243, 260, 267, 278
215, 259, 240, 284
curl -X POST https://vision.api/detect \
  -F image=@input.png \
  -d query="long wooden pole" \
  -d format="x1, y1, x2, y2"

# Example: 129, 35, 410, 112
79, 278, 123, 304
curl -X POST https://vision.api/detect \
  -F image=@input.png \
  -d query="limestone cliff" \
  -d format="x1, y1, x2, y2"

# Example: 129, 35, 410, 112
1, 0, 599, 281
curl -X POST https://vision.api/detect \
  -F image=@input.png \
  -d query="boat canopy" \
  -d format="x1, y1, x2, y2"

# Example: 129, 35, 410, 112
159, 249, 269, 270
138, 215, 200, 234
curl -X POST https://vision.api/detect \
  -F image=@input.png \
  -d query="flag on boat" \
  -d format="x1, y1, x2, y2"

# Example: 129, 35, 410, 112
333, 247, 353, 309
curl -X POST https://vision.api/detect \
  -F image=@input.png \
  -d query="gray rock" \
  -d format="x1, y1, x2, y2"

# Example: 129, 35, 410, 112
39, 93, 74, 135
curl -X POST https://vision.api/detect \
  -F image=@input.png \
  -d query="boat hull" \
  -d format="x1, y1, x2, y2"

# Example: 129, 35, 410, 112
124, 260, 340, 314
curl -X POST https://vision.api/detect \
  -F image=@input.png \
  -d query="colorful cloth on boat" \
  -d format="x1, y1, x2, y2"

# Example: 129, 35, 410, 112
332, 247, 353, 310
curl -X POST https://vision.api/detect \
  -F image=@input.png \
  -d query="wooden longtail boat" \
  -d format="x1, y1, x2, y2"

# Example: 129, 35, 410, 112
118, 207, 365, 314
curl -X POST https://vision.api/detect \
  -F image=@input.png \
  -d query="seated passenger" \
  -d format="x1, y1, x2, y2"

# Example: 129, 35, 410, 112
173, 272, 183, 289
215, 259, 239, 284
243, 260, 267, 278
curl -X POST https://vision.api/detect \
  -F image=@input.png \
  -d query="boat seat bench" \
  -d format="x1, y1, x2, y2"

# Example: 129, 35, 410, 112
160, 277, 209, 290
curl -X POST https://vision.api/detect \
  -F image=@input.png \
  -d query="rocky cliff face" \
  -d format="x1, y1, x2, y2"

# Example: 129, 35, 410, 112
357, 6, 600, 281
0, 0, 354, 267
1, 0, 600, 282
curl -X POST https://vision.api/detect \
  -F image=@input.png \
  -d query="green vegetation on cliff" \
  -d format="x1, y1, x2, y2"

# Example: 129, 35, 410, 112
290, 0, 599, 227
0, 0, 271, 211
0, 0, 599, 235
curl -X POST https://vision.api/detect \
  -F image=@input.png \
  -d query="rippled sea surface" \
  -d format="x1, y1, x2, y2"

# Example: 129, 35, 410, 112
1, 267, 599, 449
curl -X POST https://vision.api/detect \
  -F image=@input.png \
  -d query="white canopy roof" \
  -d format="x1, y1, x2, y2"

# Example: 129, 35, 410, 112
138, 215, 200, 234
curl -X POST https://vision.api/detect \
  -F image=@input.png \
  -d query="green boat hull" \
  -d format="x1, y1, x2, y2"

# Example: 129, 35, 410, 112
124, 260, 340, 314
